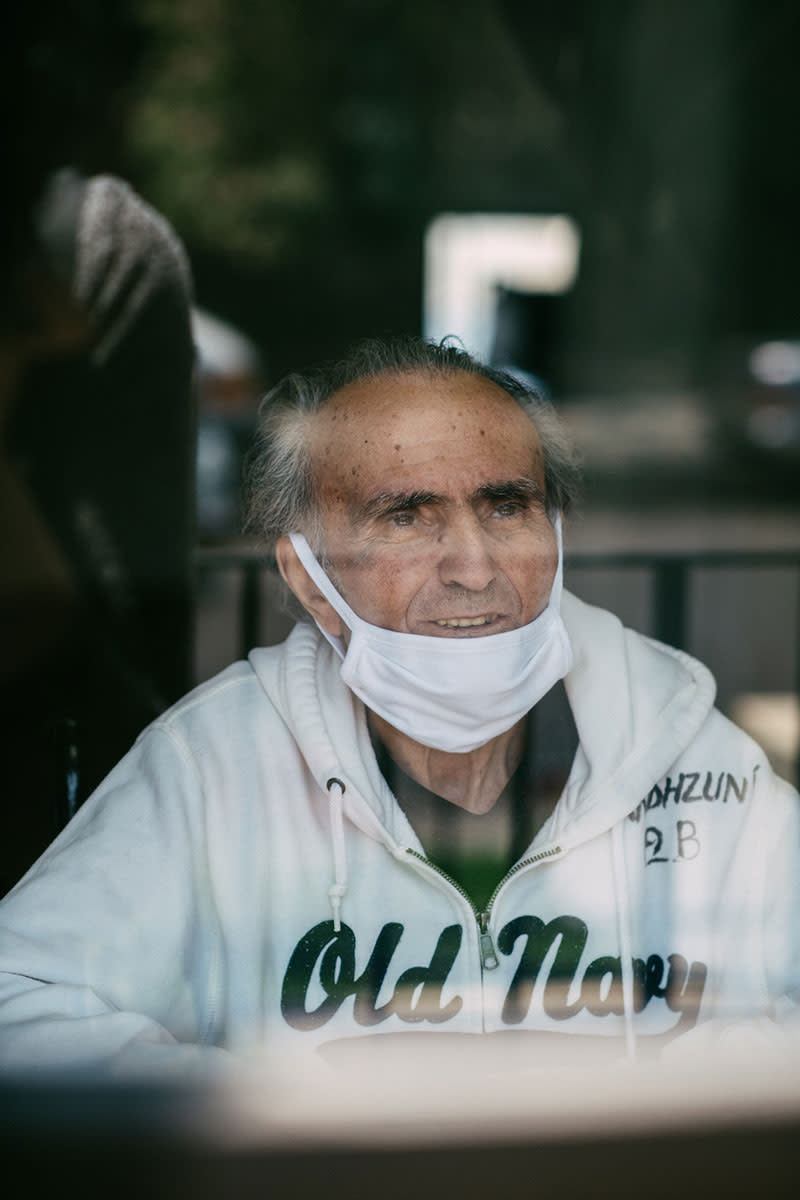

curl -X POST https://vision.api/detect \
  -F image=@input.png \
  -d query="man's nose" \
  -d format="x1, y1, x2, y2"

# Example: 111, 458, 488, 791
437, 514, 497, 592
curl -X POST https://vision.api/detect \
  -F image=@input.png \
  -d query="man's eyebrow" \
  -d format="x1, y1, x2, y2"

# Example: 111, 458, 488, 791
355, 489, 443, 522
354, 480, 545, 522
473, 478, 546, 504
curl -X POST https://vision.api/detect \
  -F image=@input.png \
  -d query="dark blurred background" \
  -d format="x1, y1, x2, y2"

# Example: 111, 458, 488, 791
125, 0, 800, 390
6, 1, 800, 456
2, 0, 800, 889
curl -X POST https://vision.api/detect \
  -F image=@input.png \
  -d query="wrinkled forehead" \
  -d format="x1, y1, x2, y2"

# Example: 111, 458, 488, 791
308, 367, 541, 478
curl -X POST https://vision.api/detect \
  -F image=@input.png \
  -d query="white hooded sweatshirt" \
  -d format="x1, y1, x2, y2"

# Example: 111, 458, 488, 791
0, 592, 798, 1077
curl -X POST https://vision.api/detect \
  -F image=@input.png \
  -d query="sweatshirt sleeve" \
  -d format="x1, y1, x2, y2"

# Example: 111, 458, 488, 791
665, 769, 800, 1064
0, 723, 232, 1080
762, 775, 800, 1027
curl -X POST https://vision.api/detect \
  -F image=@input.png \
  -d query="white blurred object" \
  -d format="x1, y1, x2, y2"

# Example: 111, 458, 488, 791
748, 340, 800, 387
191, 307, 264, 541
204, 1030, 800, 1152
423, 212, 580, 361
192, 307, 261, 381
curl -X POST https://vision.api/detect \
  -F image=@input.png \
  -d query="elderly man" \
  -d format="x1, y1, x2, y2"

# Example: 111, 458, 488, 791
0, 336, 798, 1076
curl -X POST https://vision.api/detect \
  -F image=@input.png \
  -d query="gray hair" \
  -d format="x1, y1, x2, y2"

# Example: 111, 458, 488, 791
244, 336, 581, 549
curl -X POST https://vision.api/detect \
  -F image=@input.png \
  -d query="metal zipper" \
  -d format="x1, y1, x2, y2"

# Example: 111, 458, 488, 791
477, 910, 499, 970
484, 843, 565, 911
405, 843, 563, 972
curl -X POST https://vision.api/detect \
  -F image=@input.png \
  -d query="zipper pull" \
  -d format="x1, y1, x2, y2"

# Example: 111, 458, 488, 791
478, 911, 499, 970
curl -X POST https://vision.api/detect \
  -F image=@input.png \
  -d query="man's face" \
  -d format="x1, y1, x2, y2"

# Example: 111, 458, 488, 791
306, 369, 558, 639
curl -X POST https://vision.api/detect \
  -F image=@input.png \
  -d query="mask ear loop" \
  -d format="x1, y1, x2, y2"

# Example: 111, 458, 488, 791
548, 513, 565, 610
288, 532, 360, 660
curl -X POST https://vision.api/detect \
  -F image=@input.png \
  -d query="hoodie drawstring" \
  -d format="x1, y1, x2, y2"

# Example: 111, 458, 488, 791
611, 822, 637, 1061
326, 777, 348, 931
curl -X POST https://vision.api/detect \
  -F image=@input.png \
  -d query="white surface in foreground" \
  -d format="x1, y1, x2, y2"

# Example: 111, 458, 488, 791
203, 1033, 800, 1150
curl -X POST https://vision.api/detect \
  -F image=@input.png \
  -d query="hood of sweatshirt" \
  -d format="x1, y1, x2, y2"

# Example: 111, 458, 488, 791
553, 591, 716, 847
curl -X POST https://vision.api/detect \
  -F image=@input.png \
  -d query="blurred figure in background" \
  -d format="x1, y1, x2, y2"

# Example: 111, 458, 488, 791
0, 7, 196, 894
0, 170, 195, 895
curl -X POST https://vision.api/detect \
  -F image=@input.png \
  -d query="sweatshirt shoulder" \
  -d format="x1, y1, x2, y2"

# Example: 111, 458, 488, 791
146, 653, 286, 750
159, 660, 262, 721
696, 705, 797, 797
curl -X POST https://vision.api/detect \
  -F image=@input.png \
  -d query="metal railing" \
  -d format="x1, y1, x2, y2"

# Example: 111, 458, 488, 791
566, 548, 800, 650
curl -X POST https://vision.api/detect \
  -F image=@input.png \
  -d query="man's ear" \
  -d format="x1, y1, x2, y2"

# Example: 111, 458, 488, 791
274, 536, 345, 639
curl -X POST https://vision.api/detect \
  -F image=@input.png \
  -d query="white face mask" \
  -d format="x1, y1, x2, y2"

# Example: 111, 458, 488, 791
288, 520, 573, 754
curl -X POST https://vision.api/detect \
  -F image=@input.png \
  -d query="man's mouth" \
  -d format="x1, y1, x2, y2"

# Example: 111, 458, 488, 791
433, 614, 497, 629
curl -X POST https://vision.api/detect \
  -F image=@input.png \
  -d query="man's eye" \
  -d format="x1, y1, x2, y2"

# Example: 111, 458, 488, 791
391, 510, 416, 526
494, 500, 524, 517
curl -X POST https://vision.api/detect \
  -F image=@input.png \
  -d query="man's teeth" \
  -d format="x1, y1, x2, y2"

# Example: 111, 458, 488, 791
435, 615, 494, 628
